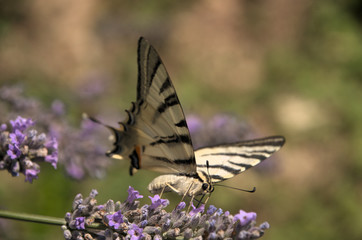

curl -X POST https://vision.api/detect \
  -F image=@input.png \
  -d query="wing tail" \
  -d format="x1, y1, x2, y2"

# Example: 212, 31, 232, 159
84, 113, 128, 159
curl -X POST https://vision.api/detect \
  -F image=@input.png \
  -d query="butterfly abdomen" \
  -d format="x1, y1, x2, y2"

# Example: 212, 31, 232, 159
147, 173, 205, 196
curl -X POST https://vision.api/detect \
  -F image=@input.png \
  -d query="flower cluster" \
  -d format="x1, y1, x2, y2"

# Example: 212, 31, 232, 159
0, 116, 58, 182
62, 187, 269, 239
0, 85, 111, 179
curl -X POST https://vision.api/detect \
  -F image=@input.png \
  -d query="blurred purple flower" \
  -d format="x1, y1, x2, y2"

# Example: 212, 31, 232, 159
9, 129, 25, 145
51, 100, 65, 116
0, 85, 111, 180
45, 152, 58, 169
78, 74, 107, 99
7, 144, 21, 159
10, 116, 34, 132
186, 114, 203, 133
234, 210, 257, 226
187, 113, 254, 149
25, 168, 40, 183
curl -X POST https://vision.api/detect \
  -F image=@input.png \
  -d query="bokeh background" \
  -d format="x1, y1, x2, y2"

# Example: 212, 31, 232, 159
1, 0, 362, 239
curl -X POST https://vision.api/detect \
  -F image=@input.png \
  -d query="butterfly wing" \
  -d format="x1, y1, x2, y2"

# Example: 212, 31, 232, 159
194, 136, 285, 183
108, 37, 196, 174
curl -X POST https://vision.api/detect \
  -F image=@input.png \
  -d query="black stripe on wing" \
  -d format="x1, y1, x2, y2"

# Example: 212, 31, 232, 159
157, 93, 179, 114
203, 152, 268, 161
159, 76, 172, 94
149, 134, 192, 146
197, 164, 242, 175
152, 156, 195, 165
175, 119, 188, 128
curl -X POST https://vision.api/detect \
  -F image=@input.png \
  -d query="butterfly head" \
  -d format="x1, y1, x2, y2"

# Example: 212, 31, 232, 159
201, 181, 214, 194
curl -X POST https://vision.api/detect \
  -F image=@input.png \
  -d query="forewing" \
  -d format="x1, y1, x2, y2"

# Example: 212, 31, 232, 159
126, 37, 196, 174
194, 136, 285, 183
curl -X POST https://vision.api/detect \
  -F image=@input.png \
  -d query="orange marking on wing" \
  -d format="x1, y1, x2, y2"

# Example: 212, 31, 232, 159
135, 145, 142, 168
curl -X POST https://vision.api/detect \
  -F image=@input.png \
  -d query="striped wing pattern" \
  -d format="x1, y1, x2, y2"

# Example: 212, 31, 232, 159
122, 37, 196, 174
194, 136, 285, 183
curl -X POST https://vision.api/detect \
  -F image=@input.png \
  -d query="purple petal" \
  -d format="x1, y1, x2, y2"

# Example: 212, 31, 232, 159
74, 217, 85, 230
128, 223, 144, 239
45, 151, 58, 169
148, 195, 169, 210
1, 123, 7, 131
51, 100, 65, 115
176, 201, 186, 211
106, 210, 124, 229
189, 203, 205, 217
7, 144, 22, 159
186, 114, 203, 134
233, 210, 257, 226
25, 168, 40, 183
10, 116, 34, 131
207, 205, 217, 215
127, 186, 143, 203
45, 137, 58, 150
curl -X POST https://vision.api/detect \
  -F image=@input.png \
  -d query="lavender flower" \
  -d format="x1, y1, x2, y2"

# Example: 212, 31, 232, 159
62, 187, 269, 239
0, 85, 111, 180
10, 116, 34, 131
189, 202, 205, 217
74, 217, 85, 230
0, 116, 58, 182
207, 205, 217, 215
106, 210, 124, 229
148, 194, 169, 211
127, 224, 144, 240
234, 210, 257, 226
127, 186, 143, 203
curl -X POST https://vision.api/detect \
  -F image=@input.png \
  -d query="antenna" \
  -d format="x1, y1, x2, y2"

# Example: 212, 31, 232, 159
214, 184, 256, 193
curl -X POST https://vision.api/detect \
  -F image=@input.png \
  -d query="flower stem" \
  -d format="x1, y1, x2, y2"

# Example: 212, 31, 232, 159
0, 210, 65, 226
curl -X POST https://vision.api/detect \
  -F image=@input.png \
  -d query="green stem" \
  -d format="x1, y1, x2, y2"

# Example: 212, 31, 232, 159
0, 210, 104, 229
0, 210, 65, 226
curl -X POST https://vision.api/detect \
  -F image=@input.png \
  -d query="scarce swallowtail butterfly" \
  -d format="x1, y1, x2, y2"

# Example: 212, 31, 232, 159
91, 37, 285, 199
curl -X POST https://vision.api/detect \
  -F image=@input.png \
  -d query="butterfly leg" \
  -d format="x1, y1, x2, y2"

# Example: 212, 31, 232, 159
203, 194, 210, 206
164, 183, 181, 195
187, 194, 196, 212
196, 194, 205, 208
180, 182, 193, 203
159, 185, 166, 198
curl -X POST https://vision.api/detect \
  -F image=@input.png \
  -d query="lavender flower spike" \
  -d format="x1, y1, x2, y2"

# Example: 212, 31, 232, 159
62, 188, 270, 239
0, 116, 58, 182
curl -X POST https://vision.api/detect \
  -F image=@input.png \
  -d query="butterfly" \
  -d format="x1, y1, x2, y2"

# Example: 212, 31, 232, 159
90, 37, 285, 200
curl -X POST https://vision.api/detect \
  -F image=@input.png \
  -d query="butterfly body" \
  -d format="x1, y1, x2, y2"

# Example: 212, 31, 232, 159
148, 173, 210, 197
94, 37, 285, 198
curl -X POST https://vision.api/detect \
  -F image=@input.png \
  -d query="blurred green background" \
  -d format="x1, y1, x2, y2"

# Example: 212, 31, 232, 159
1, 0, 362, 239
